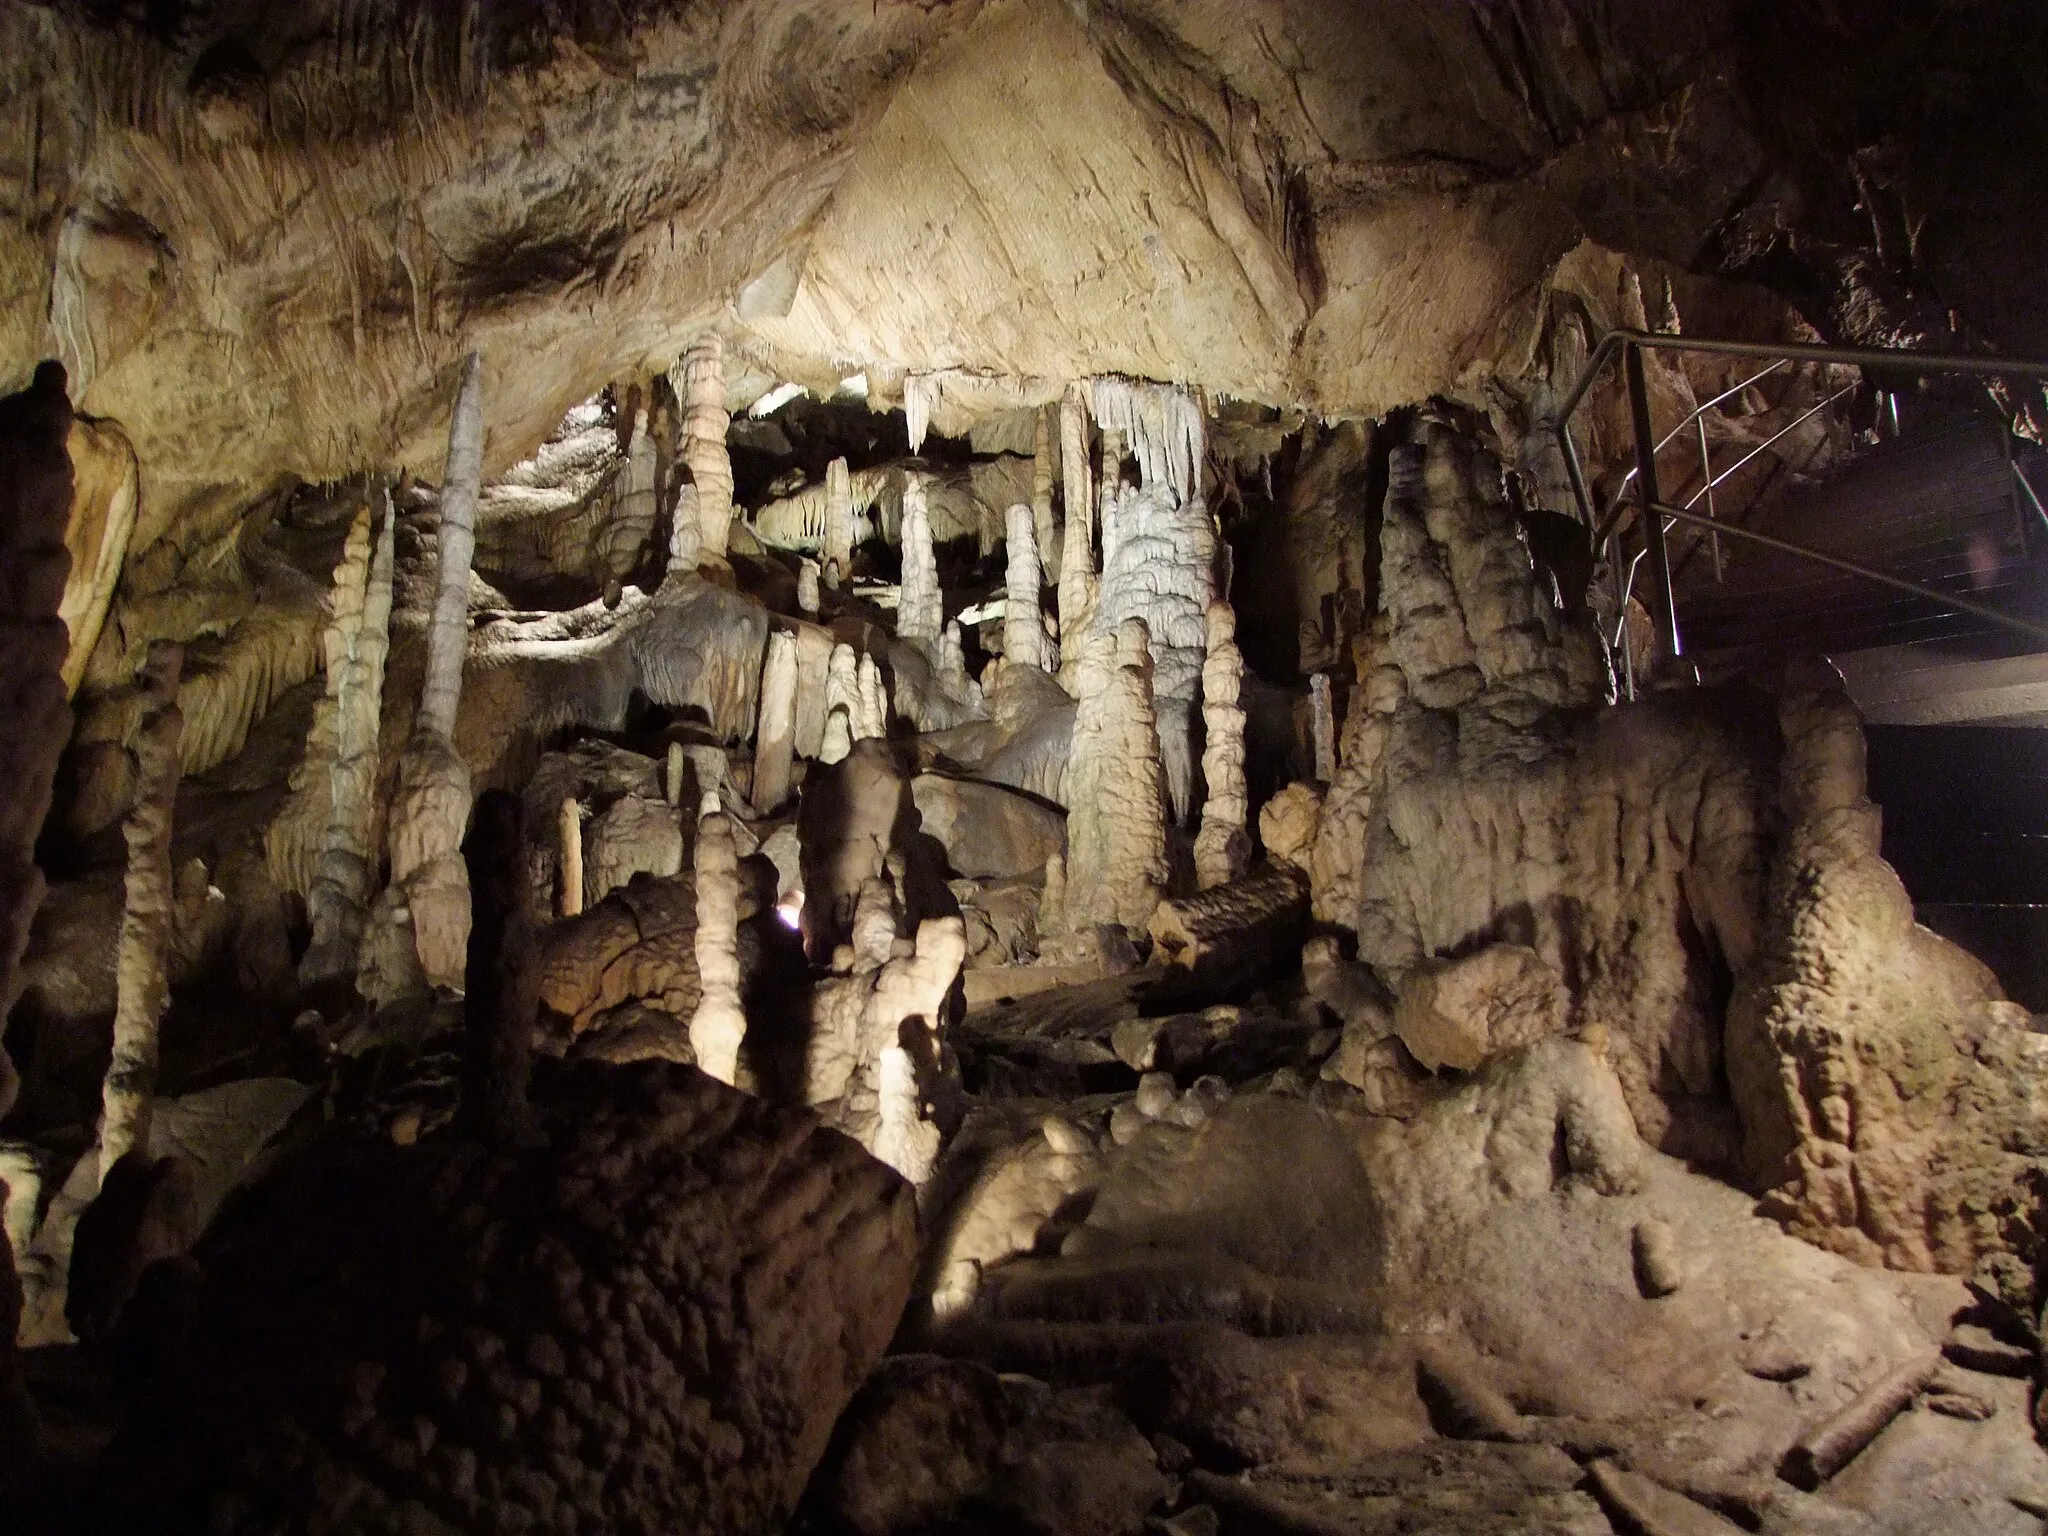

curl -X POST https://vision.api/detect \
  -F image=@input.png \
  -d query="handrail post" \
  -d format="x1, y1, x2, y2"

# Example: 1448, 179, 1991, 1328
1623, 342, 1682, 660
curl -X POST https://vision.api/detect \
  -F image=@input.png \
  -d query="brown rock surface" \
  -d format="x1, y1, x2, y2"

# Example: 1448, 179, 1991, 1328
110, 1062, 919, 1535
1392, 943, 1570, 1074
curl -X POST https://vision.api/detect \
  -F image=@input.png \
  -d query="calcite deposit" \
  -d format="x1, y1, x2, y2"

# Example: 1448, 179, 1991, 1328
3, 4, 2047, 1530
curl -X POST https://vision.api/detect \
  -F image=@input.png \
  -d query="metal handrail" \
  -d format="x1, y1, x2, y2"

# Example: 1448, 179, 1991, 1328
1555, 327, 2048, 678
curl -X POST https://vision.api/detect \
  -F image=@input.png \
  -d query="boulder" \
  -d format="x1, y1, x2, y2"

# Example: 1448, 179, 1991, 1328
1393, 943, 1569, 1073
108, 1062, 919, 1535
912, 774, 1065, 880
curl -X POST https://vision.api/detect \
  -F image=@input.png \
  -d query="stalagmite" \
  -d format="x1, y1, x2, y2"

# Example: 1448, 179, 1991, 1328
824, 456, 854, 585
677, 335, 734, 562
1195, 601, 1251, 889
690, 802, 746, 1085
754, 631, 799, 812
389, 349, 482, 992
0, 362, 74, 1124
1311, 672, 1336, 782
666, 740, 687, 806
603, 406, 657, 592
557, 798, 583, 918
299, 492, 396, 992
667, 481, 701, 575
1057, 386, 1096, 692
1061, 620, 1168, 939
1003, 502, 1045, 673
898, 473, 943, 645
821, 707, 853, 766
936, 622, 981, 713
99, 642, 183, 1179
793, 625, 834, 760
798, 558, 821, 615
823, 643, 861, 764
1032, 405, 1061, 581
857, 652, 889, 740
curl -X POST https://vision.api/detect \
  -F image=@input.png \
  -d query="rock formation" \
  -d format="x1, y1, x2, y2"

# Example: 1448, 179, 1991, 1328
824, 456, 857, 583
1003, 501, 1046, 673
98, 643, 183, 1178
690, 804, 747, 1085
1310, 672, 1336, 782
1194, 601, 1250, 889
385, 350, 485, 994
754, 630, 800, 813
899, 473, 943, 646
857, 652, 890, 740
602, 405, 657, 592
556, 798, 583, 918
676, 335, 734, 564
0, 363, 76, 1123
296, 492, 396, 994
1056, 386, 1096, 693
1031, 404, 1061, 582
1094, 479, 1214, 705
1059, 621, 1169, 942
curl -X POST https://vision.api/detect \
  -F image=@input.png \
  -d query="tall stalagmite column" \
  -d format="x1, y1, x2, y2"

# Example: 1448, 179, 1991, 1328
1032, 405, 1061, 583
1003, 502, 1045, 673
603, 406, 657, 593
1194, 601, 1250, 889
557, 798, 584, 918
678, 336, 734, 563
99, 642, 183, 1178
1311, 672, 1336, 782
824, 457, 854, 586
0, 363, 77, 1121
300, 491, 396, 992
1062, 620, 1168, 937
822, 644, 859, 764
690, 802, 746, 1085
392, 350, 483, 991
856, 654, 890, 740
899, 473, 943, 645
754, 631, 799, 812
1057, 386, 1096, 692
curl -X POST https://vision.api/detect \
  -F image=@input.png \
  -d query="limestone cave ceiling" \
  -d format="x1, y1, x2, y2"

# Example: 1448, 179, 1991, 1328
8, 0, 2047, 541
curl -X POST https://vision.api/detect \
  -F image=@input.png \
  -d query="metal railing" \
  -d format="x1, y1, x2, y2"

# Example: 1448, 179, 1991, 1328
1553, 329, 2048, 689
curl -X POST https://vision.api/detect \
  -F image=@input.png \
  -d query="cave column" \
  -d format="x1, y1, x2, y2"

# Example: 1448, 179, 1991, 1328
898, 473, 942, 646
1056, 385, 1096, 692
300, 490, 396, 993
98, 642, 183, 1179
690, 800, 746, 1085
1003, 502, 1045, 673
603, 405, 657, 597
824, 457, 854, 586
1195, 601, 1250, 889
677, 336, 734, 565
390, 349, 482, 993
1032, 405, 1062, 582
1060, 619, 1168, 941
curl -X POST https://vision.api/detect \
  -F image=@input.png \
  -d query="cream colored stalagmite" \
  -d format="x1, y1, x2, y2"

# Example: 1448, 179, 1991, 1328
557, 799, 584, 918
677, 335, 733, 563
1003, 502, 1045, 673
690, 799, 746, 1085
823, 456, 854, 586
798, 558, 821, 615
1057, 386, 1095, 691
898, 473, 942, 645
1061, 620, 1168, 937
665, 740, 687, 806
98, 642, 183, 1178
300, 491, 396, 990
1194, 601, 1250, 889
1311, 672, 1336, 782
754, 631, 799, 812
391, 349, 483, 991
603, 406, 657, 594
937, 622, 980, 710
666, 479, 701, 575
1032, 404, 1061, 583
856, 653, 890, 740
822, 643, 859, 764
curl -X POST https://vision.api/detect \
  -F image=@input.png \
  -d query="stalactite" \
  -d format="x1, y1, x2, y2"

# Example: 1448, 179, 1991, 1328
754, 631, 799, 813
299, 490, 395, 992
1195, 601, 1250, 890
390, 349, 482, 992
99, 642, 183, 1180
1003, 501, 1045, 673
905, 372, 937, 454
0, 362, 77, 1119
1093, 480, 1215, 703
557, 798, 583, 918
677, 336, 733, 562
1088, 377, 1204, 503
898, 473, 942, 645
1032, 405, 1061, 582
856, 652, 890, 741
690, 802, 746, 1086
1057, 385, 1096, 693
823, 456, 854, 585
1311, 672, 1336, 782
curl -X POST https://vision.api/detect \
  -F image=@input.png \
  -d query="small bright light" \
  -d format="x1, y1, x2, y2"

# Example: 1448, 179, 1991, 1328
749, 382, 806, 418
776, 891, 804, 929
